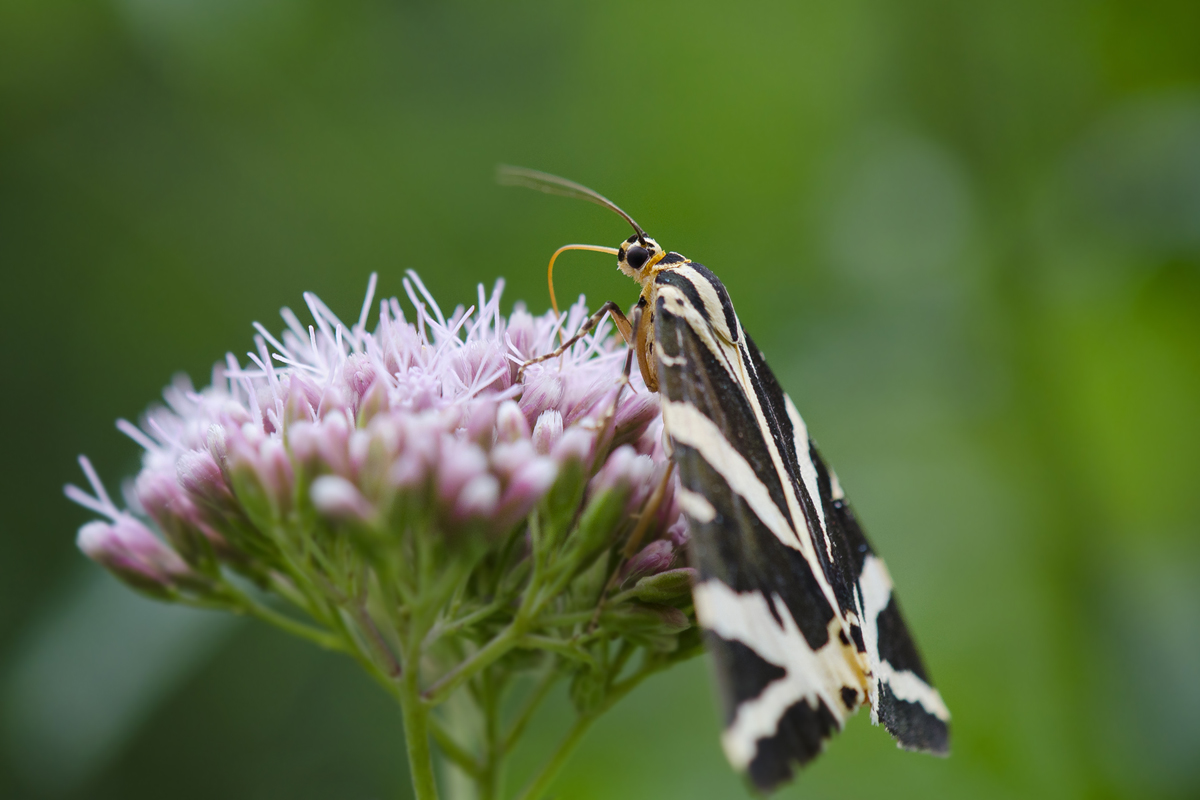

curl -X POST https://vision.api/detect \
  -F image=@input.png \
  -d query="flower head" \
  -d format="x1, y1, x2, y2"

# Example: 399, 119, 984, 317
66, 271, 681, 590
65, 270, 702, 800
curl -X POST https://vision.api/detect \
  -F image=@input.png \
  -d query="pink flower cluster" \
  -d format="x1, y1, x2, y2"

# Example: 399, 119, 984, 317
67, 273, 690, 595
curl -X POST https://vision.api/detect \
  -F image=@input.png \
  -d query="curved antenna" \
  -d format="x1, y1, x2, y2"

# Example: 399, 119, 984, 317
544, 244, 620, 316
497, 165, 646, 243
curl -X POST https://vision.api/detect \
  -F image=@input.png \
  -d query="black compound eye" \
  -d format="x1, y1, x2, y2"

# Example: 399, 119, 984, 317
625, 245, 650, 270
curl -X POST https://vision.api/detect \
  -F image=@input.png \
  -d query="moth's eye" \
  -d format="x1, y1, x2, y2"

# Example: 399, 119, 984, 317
625, 246, 650, 270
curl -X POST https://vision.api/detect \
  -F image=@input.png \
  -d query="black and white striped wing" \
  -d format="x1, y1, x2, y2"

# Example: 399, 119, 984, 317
652, 261, 950, 792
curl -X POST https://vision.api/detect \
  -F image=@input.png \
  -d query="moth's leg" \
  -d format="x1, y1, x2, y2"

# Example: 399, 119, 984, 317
630, 300, 658, 393
518, 300, 633, 380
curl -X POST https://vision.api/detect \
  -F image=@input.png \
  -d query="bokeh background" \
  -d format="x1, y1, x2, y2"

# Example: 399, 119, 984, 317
3, 1, 1199, 798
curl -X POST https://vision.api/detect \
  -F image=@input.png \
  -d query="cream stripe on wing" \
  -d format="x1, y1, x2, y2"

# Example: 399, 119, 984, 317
654, 284, 740, 383
858, 555, 950, 722
676, 264, 738, 342
694, 581, 839, 769
663, 400, 805, 555
733, 340, 837, 611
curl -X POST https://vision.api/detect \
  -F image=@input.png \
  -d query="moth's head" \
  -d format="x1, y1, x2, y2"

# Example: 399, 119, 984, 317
617, 234, 664, 282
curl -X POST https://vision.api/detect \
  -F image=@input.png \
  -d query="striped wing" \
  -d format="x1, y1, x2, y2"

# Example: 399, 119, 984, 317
652, 261, 950, 791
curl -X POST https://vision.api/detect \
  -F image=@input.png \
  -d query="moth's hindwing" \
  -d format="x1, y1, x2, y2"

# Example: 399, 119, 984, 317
652, 260, 950, 792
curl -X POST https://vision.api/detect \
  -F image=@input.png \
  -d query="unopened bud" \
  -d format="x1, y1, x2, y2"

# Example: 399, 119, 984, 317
519, 373, 564, 424
552, 427, 595, 468
453, 474, 501, 521
532, 410, 564, 455
495, 457, 558, 529
622, 539, 676, 584
436, 437, 489, 506
135, 470, 208, 564
177, 448, 233, 510
311, 475, 374, 522
495, 400, 530, 444
613, 391, 660, 448
77, 516, 196, 598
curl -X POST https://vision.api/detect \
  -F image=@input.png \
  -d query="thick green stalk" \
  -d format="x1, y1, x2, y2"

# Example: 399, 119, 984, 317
399, 660, 440, 800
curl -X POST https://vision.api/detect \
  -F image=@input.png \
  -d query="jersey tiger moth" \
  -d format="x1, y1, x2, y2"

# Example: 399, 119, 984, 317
501, 167, 951, 792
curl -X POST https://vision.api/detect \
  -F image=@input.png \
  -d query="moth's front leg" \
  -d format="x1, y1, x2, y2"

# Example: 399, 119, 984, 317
517, 300, 634, 379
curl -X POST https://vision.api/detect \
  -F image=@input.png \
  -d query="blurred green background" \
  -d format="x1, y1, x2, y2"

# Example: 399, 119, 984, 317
3, 0, 1199, 798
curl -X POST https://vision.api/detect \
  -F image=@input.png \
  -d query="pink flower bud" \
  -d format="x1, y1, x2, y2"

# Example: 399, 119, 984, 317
591, 445, 655, 508
348, 429, 372, 476
495, 457, 557, 528
287, 420, 321, 466
622, 539, 677, 584
257, 439, 294, 508
495, 400, 530, 444
436, 437, 489, 506
316, 412, 352, 477
206, 424, 228, 471
505, 308, 538, 361
551, 427, 595, 468
519, 372, 564, 425
77, 516, 193, 595
490, 439, 537, 479
343, 353, 377, 406
532, 410, 563, 455
562, 378, 615, 428
176, 448, 233, 508
463, 401, 497, 445
356, 376, 389, 425
666, 515, 690, 548
134, 470, 211, 561
453, 474, 501, 521
311, 475, 374, 522
452, 341, 510, 396
613, 391, 660, 447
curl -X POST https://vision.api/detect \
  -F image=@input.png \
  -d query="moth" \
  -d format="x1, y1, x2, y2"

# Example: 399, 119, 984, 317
500, 167, 950, 792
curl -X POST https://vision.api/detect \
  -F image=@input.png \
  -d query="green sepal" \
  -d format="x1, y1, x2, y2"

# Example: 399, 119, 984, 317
629, 568, 696, 604
228, 461, 278, 533
540, 458, 587, 547
559, 486, 628, 576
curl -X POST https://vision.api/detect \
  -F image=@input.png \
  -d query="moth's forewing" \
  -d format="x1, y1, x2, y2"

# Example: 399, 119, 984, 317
652, 260, 949, 792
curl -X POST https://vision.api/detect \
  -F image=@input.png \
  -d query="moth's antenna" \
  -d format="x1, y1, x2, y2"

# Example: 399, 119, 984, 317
497, 165, 646, 244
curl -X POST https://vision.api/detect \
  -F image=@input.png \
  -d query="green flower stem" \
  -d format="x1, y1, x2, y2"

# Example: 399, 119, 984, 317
516, 635, 596, 665
399, 658, 441, 800
425, 600, 505, 647
513, 660, 666, 800
346, 602, 402, 678
539, 610, 596, 628
502, 666, 560, 753
235, 594, 347, 652
423, 622, 524, 705
429, 716, 481, 779
477, 669, 503, 800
